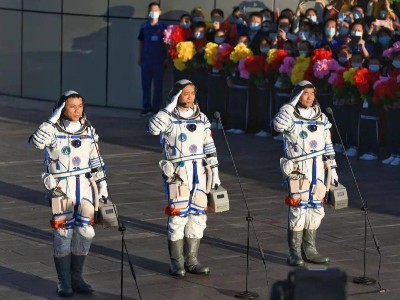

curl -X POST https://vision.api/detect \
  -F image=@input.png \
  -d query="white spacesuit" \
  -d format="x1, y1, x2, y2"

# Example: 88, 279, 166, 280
31, 91, 108, 296
273, 81, 338, 266
148, 79, 220, 277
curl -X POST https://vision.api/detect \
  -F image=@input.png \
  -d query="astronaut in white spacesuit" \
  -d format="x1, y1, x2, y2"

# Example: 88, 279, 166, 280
148, 79, 220, 277
31, 91, 108, 296
273, 81, 338, 267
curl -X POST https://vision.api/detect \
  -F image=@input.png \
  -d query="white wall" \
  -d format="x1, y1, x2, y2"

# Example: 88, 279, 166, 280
0, 0, 302, 109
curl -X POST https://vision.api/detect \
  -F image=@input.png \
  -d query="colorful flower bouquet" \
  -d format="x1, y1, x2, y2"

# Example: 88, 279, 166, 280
264, 49, 288, 83
204, 42, 234, 73
328, 67, 360, 104
238, 55, 266, 86
353, 67, 380, 103
372, 75, 400, 107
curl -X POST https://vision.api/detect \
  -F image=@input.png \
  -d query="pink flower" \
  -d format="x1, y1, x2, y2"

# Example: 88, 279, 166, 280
239, 59, 250, 79
328, 72, 338, 84
383, 41, 400, 58
373, 76, 390, 89
383, 48, 393, 58
313, 59, 330, 78
327, 58, 340, 71
163, 25, 175, 45
279, 56, 295, 76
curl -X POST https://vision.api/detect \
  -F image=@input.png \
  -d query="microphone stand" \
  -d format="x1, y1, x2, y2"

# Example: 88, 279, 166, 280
89, 127, 143, 299
326, 108, 385, 291
214, 112, 268, 299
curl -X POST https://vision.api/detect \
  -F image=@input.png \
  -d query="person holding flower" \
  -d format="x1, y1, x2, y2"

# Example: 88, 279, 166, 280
273, 80, 338, 266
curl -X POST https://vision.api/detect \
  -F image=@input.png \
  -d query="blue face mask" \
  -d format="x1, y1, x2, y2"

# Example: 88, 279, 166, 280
339, 27, 349, 36
393, 60, 400, 68
192, 16, 203, 22
279, 25, 289, 33
299, 50, 308, 56
212, 16, 224, 23
325, 28, 336, 38
299, 31, 310, 41
235, 17, 244, 25
379, 36, 391, 46
369, 65, 380, 72
194, 31, 205, 40
338, 57, 348, 63
261, 26, 269, 33
351, 62, 362, 68
180, 22, 191, 29
214, 37, 225, 44
250, 23, 261, 31
260, 47, 270, 54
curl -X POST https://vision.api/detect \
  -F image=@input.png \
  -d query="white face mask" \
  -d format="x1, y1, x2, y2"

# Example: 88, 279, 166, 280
149, 11, 160, 19
194, 31, 205, 40
309, 15, 317, 23
325, 28, 336, 38
351, 31, 363, 37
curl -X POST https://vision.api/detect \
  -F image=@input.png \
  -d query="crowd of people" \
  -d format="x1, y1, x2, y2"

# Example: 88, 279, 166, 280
137, 1, 400, 166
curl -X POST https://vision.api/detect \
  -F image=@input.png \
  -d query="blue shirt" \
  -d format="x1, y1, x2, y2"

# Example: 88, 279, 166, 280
315, 38, 344, 54
138, 21, 167, 63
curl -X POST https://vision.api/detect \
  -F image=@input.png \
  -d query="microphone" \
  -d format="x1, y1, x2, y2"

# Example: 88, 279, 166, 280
326, 107, 333, 115
214, 111, 221, 120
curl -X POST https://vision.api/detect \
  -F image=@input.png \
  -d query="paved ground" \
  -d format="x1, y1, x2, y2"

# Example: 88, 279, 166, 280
1, 95, 400, 300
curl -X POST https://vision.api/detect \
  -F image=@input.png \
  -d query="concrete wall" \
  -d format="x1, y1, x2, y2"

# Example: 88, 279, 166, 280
0, 0, 299, 109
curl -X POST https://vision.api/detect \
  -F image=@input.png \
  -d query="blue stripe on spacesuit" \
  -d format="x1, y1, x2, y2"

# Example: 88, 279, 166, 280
309, 157, 317, 202
75, 175, 81, 208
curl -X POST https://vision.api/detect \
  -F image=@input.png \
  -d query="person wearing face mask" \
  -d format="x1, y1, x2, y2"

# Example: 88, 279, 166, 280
315, 19, 344, 53
272, 15, 293, 50
298, 40, 313, 57
179, 14, 192, 33
358, 57, 382, 161
30, 91, 110, 296
138, 2, 167, 117
338, 20, 351, 40
190, 7, 206, 24
273, 81, 338, 267
348, 21, 374, 58
297, 20, 312, 42
228, 6, 248, 38
351, 5, 365, 22
306, 8, 319, 25
148, 79, 221, 276
247, 12, 265, 55
366, 0, 397, 22
374, 28, 393, 57
206, 9, 236, 45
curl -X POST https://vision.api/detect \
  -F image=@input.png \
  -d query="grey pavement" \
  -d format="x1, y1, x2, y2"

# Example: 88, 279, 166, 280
1, 95, 400, 300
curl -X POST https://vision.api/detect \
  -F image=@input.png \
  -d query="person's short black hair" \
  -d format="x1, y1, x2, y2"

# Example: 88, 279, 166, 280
148, 2, 160, 11
249, 12, 263, 20
211, 8, 224, 18
180, 14, 190, 21
305, 8, 317, 15
193, 21, 206, 29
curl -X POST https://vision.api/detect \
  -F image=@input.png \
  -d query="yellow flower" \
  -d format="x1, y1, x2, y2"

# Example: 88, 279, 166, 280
229, 43, 253, 63
173, 58, 186, 71
204, 42, 218, 65
176, 41, 196, 62
343, 67, 357, 84
267, 49, 278, 64
291, 56, 311, 85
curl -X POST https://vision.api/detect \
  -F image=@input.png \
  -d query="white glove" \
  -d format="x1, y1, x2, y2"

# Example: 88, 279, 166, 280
211, 167, 221, 189
32, 122, 56, 149
98, 181, 109, 200
331, 168, 338, 185
49, 102, 65, 124
165, 90, 182, 113
289, 90, 304, 107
